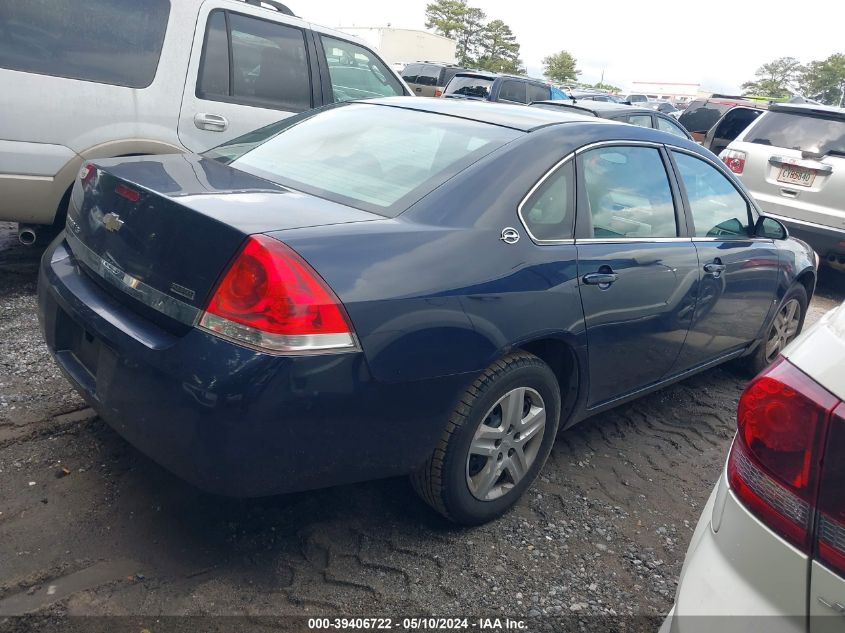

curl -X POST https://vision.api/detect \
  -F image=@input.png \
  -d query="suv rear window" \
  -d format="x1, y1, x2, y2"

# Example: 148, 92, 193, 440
745, 111, 845, 156
211, 103, 521, 216
0, 0, 170, 88
445, 75, 493, 99
678, 100, 732, 133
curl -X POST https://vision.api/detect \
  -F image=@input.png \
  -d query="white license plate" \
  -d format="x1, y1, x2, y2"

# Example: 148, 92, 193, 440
777, 164, 816, 187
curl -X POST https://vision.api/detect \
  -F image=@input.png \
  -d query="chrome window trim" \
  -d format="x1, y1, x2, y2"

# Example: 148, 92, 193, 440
574, 139, 663, 154
516, 151, 576, 245
65, 230, 201, 326
576, 237, 692, 244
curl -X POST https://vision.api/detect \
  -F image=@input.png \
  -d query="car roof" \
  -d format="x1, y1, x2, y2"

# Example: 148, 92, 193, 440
452, 71, 547, 84
362, 97, 604, 131
769, 102, 845, 119
531, 100, 652, 117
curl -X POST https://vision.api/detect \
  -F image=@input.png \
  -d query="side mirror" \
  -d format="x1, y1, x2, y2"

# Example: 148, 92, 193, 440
755, 216, 789, 240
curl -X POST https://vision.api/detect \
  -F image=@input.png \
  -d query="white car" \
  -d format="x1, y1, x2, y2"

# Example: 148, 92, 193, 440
663, 300, 845, 633
0, 0, 409, 241
720, 103, 845, 272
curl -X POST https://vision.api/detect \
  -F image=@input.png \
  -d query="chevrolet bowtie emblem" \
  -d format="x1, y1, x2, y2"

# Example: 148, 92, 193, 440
102, 212, 124, 232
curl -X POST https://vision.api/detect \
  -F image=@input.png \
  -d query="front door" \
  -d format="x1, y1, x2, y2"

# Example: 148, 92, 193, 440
669, 150, 779, 369
576, 144, 699, 407
177, 4, 318, 153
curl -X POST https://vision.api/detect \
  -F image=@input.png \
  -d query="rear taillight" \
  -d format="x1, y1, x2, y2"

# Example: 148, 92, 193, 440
728, 357, 841, 552
434, 89, 443, 97
721, 149, 746, 174
198, 235, 358, 354
80, 163, 96, 186
817, 403, 845, 576
115, 183, 141, 203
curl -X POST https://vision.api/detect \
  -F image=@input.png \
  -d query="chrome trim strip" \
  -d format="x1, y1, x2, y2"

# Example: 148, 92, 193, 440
574, 140, 663, 154
575, 237, 691, 244
768, 155, 834, 174
65, 231, 200, 326
516, 152, 576, 245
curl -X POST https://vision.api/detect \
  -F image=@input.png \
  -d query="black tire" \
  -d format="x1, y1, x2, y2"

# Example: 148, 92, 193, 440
743, 283, 808, 375
411, 351, 561, 525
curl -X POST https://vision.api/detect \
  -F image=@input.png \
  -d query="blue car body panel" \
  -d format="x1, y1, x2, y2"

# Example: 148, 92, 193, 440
37, 99, 817, 496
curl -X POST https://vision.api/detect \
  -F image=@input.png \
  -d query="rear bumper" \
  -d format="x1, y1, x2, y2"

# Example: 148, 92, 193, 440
37, 237, 470, 496
664, 468, 807, 632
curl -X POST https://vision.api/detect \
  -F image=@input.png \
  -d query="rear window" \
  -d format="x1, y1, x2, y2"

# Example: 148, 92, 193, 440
745, 111, 845, 156
678, 100, 731, 133
208, 103, 521, 216
0, 0, 170, 88
445, 75, 494, 99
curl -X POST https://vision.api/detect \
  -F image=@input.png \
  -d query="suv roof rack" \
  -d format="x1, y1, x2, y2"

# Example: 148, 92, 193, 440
242, 0, 296, 17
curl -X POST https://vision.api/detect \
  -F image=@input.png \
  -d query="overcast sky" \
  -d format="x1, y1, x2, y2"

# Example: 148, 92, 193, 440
304, 0, 845, 93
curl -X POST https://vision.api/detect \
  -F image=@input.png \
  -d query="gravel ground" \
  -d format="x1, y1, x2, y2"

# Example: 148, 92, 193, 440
1, 220, 843, 625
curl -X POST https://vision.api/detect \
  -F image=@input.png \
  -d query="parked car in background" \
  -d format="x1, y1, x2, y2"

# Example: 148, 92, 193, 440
0, 0, 409, 242
644, 100, 679, 115
530, 100, 693, 140
401, 62, 466, 97
720, 103, 845, 272
442, 71, 566, 104
39, 97, 815, 525
663, 299, 845, 633
623, 93, 649, 104
678, 97, 767, 145
568, 89, 624, 103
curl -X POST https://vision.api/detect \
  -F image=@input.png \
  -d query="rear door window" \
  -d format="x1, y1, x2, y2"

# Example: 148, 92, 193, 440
196, 10, 312, 112
745, 111, 845, 156
320, 36, 404, 102
672, 151, 751, 238
521, 161, 575, 241
657, 116, 690, 139
582, 146, 678, 238
526, 83, 551, 103
499, 80, 528, 104
627, 114, 654, 129
678, 101, 732, 133
445, 75, 493, 99
0, 0, 169, 88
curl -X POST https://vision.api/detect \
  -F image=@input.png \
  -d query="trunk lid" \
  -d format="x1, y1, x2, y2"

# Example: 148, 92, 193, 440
66, 154, 380, 327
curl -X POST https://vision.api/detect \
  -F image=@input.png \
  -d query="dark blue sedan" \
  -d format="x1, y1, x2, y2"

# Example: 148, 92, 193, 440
38, 97, 817, 524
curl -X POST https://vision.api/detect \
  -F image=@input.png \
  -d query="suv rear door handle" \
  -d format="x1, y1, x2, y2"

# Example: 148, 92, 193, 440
194, 113, 229, 132
583, 269, 618, 287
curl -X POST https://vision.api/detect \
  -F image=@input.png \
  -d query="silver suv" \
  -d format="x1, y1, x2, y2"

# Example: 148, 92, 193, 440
721, 103, 845, 271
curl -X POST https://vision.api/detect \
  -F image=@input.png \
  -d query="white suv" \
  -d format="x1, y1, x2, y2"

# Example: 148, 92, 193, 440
664, 300, 845, 633
0, 0, 409, 238
720, 103, 845, 272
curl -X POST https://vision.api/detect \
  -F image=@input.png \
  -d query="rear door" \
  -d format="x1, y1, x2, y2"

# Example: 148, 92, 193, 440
731, 109, 845, 232
703, 106, 763, 155
575, 143, 699, 407
178, 4, 319, 153
668, 149, 778, 368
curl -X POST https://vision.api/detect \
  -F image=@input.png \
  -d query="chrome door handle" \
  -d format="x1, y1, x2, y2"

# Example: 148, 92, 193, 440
583, 272, 618, 287
194, 113, 229, 132
703, 262, 727, 275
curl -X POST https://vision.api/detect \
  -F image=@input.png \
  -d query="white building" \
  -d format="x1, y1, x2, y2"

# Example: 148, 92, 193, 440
629, 81, 701, 104
337, 27, 457, 66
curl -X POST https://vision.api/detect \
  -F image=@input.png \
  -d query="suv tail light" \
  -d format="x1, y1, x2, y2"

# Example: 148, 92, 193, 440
816, 403, 845, 576
434, 89, 443, 97
199, 235, 358, 354
721, 149, 747, 174
728, 357, 840, 550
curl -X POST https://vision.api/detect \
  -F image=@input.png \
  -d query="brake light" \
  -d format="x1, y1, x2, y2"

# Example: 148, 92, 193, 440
728, 357, 840, 551
435, 89, 443, 97
198, 235, 358, 354
721, 149, 747, 174
115, 183, 141, 203
80, 163, 96, 186
817, 404, 845, 576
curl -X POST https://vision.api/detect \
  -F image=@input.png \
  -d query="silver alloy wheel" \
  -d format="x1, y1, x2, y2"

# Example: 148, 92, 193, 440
466, 387, 546, 501
765, 298, 801, 363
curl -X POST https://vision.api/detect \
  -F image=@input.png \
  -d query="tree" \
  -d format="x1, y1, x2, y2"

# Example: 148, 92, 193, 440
542, 51, 579, 84
800, 53, 845, 106
425, 0, 486, 66
584, 81, 622, 93
475, 19, 522, 74
742, 56, 802, 99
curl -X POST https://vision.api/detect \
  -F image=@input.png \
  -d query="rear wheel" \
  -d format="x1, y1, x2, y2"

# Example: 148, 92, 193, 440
744, 283, 808, 375
411, 352, 561, 525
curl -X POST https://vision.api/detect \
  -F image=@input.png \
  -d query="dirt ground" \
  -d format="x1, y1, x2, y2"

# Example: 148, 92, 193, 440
1, 220, 843, 625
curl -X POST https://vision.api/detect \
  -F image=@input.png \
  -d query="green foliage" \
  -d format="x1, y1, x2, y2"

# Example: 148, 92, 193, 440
542, 51, 579, 84
800, 54, 845, 106
425, 0, 522, 71
741, 57, 805, 100
583, 81, 621, 93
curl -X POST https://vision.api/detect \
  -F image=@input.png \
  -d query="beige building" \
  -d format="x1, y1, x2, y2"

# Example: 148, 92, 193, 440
629, 81, 701, 104
337, 27, 457, 66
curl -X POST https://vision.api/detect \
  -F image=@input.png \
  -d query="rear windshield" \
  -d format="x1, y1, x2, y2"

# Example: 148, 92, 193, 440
745, 111, 845, 156
445, 76, 494, 99
206, 103, 521, 216
0, 0, 170, 88
678, 100, 731, 133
